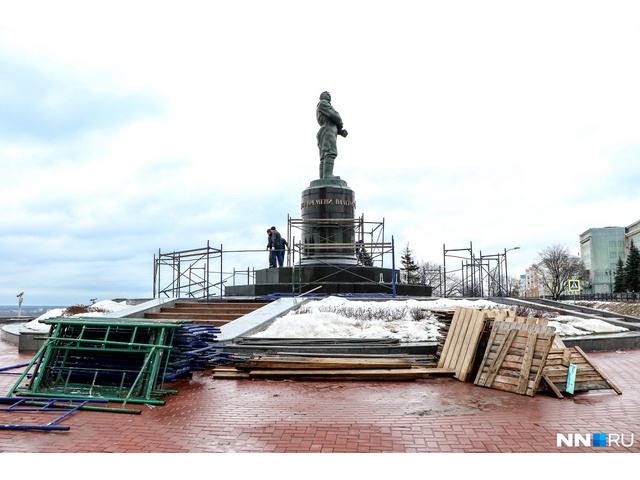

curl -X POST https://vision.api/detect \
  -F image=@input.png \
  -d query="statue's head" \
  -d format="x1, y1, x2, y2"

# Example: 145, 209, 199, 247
320, 91, 331, 102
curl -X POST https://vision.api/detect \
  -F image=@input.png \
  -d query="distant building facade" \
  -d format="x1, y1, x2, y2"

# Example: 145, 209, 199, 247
579, 219, 640, 294
525, 265, 551, 297
627, 219, 640, 248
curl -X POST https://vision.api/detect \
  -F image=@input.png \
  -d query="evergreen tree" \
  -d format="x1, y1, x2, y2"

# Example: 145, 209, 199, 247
624, 240, 640, 292
614, 257, 625, 293
400, 243, 421, 284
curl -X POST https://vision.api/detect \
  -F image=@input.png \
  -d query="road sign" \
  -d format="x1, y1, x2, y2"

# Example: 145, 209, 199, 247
568, 280, 581, 292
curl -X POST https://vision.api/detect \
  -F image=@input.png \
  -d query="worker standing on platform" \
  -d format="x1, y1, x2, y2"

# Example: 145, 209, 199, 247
270, 226, 285, 267
266, 228, 275, 267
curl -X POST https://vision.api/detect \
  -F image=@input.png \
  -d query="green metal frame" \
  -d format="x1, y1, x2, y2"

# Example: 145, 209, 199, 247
9, 317, 188, 407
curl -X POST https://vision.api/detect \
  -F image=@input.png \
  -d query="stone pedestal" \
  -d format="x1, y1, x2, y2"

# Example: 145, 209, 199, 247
301, 184, 357, 265
223, 173, 433, 298
224, 266, 432, 297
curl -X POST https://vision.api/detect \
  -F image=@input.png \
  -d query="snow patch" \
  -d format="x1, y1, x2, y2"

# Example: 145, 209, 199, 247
548, 315, 628, 337
254, 297, 508, 342
254, 297, 629, 340
21, 300, 130, 332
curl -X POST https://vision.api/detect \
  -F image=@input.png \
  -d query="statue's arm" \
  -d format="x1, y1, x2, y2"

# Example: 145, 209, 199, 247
317, 101, 344, 129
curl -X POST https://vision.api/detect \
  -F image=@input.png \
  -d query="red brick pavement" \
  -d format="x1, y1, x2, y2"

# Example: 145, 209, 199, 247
1, 333, 639, 455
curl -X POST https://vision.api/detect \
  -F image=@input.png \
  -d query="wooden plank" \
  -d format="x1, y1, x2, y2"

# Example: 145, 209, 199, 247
236, 357, 413, 370
474, 320, 502, 384
447, 308, 475, 369
246, 367, 456, 381
542, 373, 565, 398
527, 332, 554, 396
552, 335, 566, 348
455, 310, 488, 381
212, 370, 251, 379
482, 329, 518, 387
438, 306, 464, 365
516, 332, 537, 395
561, 348, 572, 367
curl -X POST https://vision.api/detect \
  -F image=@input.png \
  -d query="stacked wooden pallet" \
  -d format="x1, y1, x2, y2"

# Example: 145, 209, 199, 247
540, 346, 621, 398
438, 306, 622, 398
474, 320, 555, 396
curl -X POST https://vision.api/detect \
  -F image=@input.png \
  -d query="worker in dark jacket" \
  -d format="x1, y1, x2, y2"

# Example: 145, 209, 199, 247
270, 226, 286, 267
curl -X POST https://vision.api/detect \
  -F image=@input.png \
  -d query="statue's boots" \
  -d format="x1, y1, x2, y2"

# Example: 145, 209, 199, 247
322, 157, 336, 179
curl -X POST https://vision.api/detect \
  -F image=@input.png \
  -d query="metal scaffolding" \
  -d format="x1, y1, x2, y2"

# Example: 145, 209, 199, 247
287, 215, 392, 268
443, 242, 473, 297
153, 241, 222, 300
153, 217, 395, 300
444, 242, 511, 297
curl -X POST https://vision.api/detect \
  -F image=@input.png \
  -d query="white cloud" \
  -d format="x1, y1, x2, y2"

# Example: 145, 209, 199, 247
2, 2, 640, 304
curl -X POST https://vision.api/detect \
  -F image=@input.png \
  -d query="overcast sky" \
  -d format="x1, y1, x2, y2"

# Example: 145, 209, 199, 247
2, 2, 640, 306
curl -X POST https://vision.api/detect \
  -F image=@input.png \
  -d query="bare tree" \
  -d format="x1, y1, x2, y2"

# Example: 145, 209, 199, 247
508, 276, 523, 297
416, 260, 466, 296
533, 244, 585, 300
418, 261, 441, 290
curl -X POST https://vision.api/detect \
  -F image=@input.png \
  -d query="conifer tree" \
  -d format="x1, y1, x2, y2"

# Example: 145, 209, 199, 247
614, 257, 625, 293
624, 240, 640, 292
400, 243, 421, 284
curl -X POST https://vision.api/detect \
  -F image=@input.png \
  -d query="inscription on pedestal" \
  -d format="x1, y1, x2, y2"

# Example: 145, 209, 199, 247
301, 185, 357, 265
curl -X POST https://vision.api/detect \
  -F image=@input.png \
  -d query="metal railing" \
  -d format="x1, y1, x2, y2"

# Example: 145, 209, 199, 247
558, 292, 639, 302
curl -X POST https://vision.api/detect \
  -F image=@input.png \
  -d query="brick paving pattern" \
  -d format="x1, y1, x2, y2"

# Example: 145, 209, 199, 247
1, 335, 639, 453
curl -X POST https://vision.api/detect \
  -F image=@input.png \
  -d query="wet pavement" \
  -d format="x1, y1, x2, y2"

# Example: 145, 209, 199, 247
1, 333, 639, 454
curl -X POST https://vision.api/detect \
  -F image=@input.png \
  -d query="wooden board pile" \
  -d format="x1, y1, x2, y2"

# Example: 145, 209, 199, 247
213, 352, 452, 381
210, 306, 622, 397
438, 306, 622, 398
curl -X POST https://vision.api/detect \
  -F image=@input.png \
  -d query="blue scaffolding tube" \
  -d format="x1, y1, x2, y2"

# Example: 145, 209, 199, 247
0, 397, 108, 431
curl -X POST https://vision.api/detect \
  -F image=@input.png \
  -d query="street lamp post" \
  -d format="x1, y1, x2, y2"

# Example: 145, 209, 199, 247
605, 269, 613, 300
504, 247, 520, 297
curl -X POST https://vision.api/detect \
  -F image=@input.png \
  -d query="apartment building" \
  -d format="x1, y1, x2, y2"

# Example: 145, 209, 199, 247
579, 219, 640, 294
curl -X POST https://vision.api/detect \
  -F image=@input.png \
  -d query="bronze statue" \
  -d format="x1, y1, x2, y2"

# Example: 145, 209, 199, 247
316, 91, 348, 179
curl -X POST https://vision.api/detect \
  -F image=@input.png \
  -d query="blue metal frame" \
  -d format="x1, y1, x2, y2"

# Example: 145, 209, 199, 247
0, 397, 107, 431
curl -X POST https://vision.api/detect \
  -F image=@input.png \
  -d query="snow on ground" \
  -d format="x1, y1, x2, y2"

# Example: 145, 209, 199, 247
22, 300, 130, 332
547, 316, 628, 336
254, 297, 629, 341
253, 297, 510, 342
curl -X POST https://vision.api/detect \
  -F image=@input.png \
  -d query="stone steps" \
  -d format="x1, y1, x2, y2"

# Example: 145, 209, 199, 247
144, 302, 268, 326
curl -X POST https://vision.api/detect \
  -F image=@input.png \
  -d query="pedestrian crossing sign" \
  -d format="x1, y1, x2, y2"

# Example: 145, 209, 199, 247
568, 280, 581, 292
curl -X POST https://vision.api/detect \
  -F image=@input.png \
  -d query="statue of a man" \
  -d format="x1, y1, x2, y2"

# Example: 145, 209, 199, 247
316, 91, 348, 179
